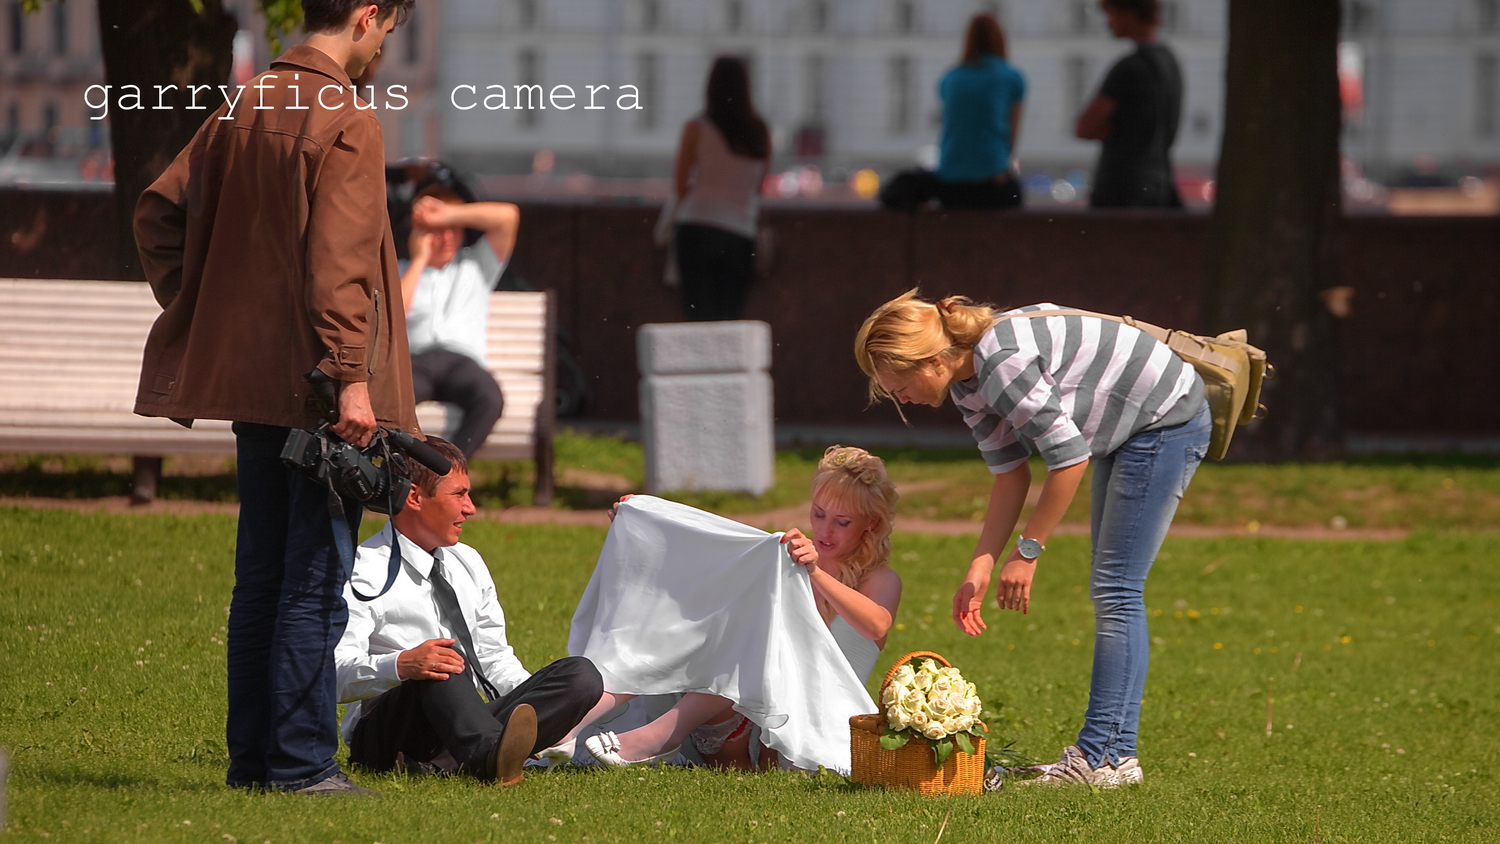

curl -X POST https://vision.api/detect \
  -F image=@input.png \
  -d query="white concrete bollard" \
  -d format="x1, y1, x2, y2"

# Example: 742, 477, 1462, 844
638, 321, 774, 495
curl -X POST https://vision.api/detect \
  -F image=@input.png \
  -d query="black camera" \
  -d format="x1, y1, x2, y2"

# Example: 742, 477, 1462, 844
280, 371, 450, 515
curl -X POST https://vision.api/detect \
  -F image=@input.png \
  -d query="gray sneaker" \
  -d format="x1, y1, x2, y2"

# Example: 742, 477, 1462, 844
1022, 746, 1123, 789
292, 772, 379, 797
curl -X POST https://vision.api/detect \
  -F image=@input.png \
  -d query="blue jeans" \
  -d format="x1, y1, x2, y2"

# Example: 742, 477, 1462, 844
1076, 400, 1210, 767
227, 422, 359, 789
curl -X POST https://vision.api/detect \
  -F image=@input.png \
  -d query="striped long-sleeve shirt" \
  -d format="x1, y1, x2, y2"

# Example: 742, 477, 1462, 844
951, 304, 1204, 474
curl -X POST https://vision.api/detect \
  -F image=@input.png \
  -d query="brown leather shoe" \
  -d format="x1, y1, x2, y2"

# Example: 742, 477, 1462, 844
493, 704, 537, 786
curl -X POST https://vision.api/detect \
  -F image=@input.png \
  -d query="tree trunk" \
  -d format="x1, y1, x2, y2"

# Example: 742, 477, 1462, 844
97, 0, 237, 280
1206, 0, 1344, 460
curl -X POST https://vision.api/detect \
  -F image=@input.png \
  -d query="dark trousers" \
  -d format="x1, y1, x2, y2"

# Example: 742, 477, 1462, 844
878, 169, 1023, 211
227, 421, 358, 789
675, 222, 754, 322
411, 349, 505, 458
348, 656, 603, 779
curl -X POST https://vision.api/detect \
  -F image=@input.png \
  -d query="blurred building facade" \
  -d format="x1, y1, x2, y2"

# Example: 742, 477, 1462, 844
1, 0, 1498, 185
437, 0, 1500, 182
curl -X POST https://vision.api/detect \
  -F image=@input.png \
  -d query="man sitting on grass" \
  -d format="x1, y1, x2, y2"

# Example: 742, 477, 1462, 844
335, 437, 602, 785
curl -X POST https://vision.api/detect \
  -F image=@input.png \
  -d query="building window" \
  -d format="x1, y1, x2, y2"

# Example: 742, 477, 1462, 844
803, 53, 826, 125
1071, 0, 1095, 34
405, 5, 419, 64
808, 0, 828, 33
725, 0, 743, 33
1344, 1, 1375, 36
1065, 54, 1094, 129
1478, 53, 1498, 139
518, 0, 538, 31
636, 52, 658, 129
518, 49, 541, 127
1479, 0, 1500, 32
888, 54, 912, 134
1160, 0, 1181, 33
50, 0, 66, 55
894, 1, 917, 35
42, 101, 57, 139
8, 2, 23, 55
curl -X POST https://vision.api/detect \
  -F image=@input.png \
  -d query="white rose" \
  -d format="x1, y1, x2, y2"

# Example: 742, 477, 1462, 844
931, 676, 952, 695
941, 666, 964, 683
887, 709, 908, 731
891, 665, 916, 687
961, 696, 983, 717
966, 682, 979, 698
881, 685, 901, 707
942, 717, 964, 734
913, 673, 933, 692
954, 715, 974, 733
928, 694, 955, 716
922, 722, 948, 740
908, 709, 930, 728
920, 660, 942, 677
901, 689, 924, 710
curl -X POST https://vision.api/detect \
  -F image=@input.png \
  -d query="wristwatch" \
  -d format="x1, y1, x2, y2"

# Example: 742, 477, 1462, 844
1016, 536, 1045, 560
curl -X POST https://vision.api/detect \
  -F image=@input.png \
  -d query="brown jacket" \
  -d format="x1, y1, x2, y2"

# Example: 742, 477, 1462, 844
133, 45, 418, 434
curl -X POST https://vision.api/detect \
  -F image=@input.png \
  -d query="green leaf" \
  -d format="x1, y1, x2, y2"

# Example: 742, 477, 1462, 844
879, 729, 911, 751
932, 737, 954, 767
954, 731, 975, 756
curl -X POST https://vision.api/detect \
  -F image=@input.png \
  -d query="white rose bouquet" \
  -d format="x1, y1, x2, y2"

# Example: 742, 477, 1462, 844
878, 658, 987, 767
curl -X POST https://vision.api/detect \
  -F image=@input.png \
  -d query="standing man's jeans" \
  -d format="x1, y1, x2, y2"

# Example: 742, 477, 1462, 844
227, 421, 360, 789
1076, 400, 1211, 768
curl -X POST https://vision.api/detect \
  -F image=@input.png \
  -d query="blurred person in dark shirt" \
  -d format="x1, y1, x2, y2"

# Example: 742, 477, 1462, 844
1075, 0, 1184, 208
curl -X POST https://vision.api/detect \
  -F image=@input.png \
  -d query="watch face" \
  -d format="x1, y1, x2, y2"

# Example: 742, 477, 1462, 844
1018, 537, 1043, 559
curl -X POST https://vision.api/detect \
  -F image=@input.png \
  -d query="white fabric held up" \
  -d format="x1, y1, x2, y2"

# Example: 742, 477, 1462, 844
568, 495, 876, 773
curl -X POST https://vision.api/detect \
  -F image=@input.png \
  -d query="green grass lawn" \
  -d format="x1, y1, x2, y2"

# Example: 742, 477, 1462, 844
4, 432, 1499, 531
2, 506, 1497, 842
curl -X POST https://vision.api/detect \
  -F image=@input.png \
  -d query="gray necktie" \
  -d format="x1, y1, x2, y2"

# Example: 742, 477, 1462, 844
429, 554, 501, 702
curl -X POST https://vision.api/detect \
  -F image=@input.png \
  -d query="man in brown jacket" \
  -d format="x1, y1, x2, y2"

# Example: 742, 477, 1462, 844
134, 0, 415, 795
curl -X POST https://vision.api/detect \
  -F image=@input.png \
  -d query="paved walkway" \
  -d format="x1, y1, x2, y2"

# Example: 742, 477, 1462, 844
1, 495, 1410, 541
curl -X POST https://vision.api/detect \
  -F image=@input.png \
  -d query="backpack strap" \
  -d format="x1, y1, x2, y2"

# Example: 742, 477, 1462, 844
992, 309, 1238, 372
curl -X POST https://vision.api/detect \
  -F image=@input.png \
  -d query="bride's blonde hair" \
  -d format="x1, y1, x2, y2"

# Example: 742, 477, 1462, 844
811, 445, 899, 590
853, 289, 997, 406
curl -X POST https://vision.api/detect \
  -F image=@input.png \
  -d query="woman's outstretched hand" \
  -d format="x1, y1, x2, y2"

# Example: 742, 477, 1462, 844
995, 556, 1035, 614
952, 569, 990, 636
781, 528, 819, 570
607, 494, 635, 522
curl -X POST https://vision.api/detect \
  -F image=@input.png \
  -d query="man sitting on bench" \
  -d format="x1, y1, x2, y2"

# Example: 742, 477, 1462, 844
400, 188, 521, 457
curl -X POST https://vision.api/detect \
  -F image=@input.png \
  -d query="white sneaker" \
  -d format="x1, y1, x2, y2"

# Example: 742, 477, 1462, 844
1023, 746, 1129, 789
1110, 756, 1143, 785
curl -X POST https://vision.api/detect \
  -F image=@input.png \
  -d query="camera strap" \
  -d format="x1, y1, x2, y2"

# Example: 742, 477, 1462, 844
329, 485, 403, 603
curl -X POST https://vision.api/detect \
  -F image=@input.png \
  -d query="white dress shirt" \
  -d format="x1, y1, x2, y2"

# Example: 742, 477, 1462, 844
335, 523, 531, 743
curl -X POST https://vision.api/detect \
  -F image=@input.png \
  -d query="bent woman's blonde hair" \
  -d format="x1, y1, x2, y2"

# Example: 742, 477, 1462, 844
853, 289, 997, 405
810, 445, 899, 591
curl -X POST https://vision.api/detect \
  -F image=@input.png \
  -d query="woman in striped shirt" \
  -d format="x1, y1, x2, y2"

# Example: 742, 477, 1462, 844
854, 290, 1211, 788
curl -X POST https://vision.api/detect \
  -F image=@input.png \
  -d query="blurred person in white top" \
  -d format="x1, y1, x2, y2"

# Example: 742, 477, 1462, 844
399, 187, 519, 456
668, 56, 771, 322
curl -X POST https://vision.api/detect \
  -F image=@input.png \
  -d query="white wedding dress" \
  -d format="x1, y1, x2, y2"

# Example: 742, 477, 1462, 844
568, 495, 878, 773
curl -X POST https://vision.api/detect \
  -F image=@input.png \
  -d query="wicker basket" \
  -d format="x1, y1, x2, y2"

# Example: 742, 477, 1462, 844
849, 650, 986, 796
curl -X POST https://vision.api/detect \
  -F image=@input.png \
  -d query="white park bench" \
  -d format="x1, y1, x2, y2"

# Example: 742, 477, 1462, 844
0, 279, 557, 505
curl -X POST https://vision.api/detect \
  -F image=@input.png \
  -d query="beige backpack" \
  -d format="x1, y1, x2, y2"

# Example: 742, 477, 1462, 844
993, 309, 1270, 460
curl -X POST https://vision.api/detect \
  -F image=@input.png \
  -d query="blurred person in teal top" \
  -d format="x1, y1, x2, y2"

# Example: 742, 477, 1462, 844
936, 13, 1026, 207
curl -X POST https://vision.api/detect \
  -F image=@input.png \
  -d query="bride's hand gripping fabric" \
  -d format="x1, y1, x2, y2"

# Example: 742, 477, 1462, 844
783, 530, 899, 645
606, 494, 635, 523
